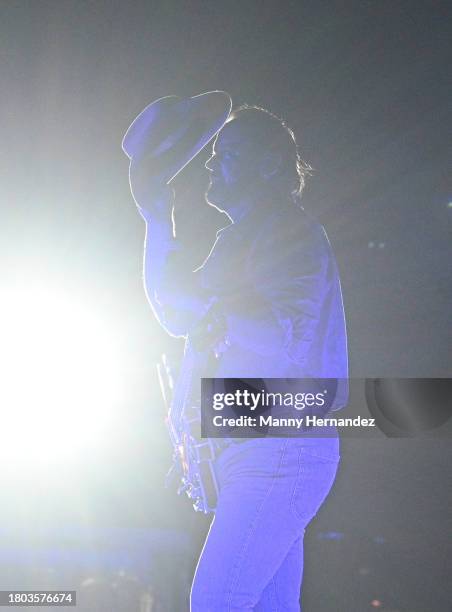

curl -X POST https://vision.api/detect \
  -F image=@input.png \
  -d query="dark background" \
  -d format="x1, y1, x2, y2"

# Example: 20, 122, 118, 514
1, 2, 451, 610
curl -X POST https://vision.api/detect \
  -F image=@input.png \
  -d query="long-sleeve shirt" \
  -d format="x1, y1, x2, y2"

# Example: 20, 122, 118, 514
144, 198, 348, 415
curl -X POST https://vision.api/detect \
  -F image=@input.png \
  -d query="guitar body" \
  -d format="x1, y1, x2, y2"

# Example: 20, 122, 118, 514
177, 405, 219, 513
158, 346, 220, 514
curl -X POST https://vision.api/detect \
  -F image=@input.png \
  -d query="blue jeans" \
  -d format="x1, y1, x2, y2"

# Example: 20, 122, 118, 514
190, 436, 340, 611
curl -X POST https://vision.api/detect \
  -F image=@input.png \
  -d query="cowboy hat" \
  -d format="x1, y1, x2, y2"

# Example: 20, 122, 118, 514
122, 90, 232, 184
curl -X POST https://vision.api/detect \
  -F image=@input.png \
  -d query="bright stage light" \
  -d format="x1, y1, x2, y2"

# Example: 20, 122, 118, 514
0, 285, 125, 470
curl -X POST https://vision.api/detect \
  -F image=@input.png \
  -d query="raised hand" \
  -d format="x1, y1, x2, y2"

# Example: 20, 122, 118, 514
128, 154, 175, 220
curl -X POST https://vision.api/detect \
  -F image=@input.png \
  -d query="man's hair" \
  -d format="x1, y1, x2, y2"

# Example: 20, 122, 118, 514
227, 104, 311, 199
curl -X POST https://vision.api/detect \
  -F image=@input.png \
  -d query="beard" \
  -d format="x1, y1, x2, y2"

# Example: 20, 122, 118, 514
205, 175, 257, 214
205, 177, 234, 212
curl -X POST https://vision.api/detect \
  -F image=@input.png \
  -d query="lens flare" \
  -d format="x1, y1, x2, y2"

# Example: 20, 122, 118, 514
0, 286, 124, 469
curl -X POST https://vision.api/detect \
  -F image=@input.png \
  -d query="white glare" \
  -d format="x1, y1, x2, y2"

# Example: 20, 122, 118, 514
0, 286, 124, 469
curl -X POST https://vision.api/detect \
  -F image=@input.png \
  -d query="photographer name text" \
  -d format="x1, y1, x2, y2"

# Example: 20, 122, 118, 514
212, 415, 376, 428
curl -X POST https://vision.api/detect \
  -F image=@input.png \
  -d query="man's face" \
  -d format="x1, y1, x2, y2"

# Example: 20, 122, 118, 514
205, 120, 264, 212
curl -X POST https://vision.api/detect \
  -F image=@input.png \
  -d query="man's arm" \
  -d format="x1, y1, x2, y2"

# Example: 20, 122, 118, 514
129, 160, 212, 337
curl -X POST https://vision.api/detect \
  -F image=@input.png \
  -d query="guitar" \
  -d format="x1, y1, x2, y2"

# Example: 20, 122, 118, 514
157, 306, 227, 513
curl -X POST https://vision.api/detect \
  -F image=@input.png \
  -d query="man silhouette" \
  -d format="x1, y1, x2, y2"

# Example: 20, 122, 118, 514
129, 103, 348, 611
